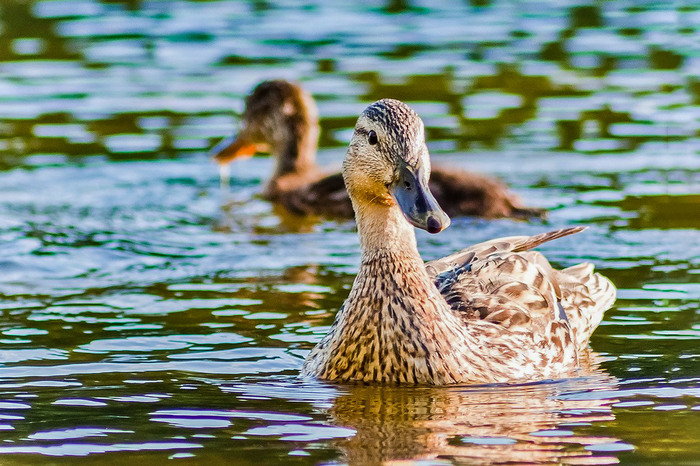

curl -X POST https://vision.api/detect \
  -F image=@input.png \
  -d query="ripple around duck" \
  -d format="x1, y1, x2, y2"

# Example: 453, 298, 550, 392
1, 0, 699, 462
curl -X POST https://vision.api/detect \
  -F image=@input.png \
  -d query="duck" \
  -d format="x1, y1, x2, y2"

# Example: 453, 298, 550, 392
212, 80, 544, 220
301, 99, 615, 385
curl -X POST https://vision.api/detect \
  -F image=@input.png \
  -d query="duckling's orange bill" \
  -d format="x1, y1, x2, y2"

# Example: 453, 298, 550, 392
211, 135, 258, 165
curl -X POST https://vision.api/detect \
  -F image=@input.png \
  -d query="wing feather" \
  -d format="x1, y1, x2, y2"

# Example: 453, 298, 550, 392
430, 227, 615, 354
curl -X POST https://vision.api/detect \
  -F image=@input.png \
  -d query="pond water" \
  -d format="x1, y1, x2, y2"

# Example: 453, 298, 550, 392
0, 0, 699, 463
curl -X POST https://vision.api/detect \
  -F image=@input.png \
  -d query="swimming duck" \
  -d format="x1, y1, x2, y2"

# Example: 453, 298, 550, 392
301, 99, 615, 385
212, 80, 544, 219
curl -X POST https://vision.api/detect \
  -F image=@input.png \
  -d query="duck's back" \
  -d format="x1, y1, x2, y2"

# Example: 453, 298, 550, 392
428, 168, 545, 219
268, 167, 545, 220
426, 227, 615, 358
271, 172, 355, 218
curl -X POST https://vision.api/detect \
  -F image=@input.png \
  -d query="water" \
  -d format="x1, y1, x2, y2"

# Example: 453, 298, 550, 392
0, 0, 699, 463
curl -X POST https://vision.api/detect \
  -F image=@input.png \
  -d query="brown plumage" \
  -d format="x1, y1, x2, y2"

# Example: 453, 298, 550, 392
212, 80, 544, 219
301, 99, 615, 385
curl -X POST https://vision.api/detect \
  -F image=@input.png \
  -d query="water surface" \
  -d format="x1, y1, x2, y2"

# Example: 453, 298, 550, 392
0, 0, 698, 463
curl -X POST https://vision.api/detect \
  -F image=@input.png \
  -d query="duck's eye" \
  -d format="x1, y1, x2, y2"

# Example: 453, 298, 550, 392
368, 130, 378, 145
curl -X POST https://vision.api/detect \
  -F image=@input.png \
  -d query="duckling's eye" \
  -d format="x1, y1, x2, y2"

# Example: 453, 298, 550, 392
368, 130, 378, 145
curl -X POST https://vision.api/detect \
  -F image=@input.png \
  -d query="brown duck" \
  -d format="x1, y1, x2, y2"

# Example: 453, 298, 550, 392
212, 80, 544, 219
301, 99, 615, 385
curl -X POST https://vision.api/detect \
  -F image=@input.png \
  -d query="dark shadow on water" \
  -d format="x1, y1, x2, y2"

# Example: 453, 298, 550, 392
597, 194, 700, 230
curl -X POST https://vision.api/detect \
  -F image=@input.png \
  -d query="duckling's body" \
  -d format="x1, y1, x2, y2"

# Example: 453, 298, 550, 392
301, 99, 615, 385
213, 80, 543, 220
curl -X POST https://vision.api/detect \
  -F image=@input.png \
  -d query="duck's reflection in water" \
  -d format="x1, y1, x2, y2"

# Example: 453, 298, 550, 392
328, 360, 621, 465
216, 195, 333, 234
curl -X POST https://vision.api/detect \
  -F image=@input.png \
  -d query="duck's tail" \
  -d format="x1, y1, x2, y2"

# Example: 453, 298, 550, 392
563, 262, 617, 314
561, 262, 616, 347
512, 226, 616, 347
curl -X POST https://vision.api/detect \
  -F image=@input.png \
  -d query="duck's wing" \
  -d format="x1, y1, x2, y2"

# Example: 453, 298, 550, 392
427, 227, 615, 353
429, 166, 545, 219
426, 227, 586, 277
280, 172, 354, 218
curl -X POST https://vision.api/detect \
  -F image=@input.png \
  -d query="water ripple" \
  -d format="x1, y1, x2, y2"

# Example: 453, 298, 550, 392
0, 0, 698, 462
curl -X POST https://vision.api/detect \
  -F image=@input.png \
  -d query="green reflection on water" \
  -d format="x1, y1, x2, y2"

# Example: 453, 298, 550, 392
0, 0, 698, 463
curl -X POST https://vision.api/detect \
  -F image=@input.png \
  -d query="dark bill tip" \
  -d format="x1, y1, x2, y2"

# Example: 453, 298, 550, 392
392, 166, 451, 234
426, 215, 444, 234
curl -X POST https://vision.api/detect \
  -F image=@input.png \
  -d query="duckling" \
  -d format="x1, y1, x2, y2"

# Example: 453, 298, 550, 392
301, 99, 615, 385
212, 80, 544, 219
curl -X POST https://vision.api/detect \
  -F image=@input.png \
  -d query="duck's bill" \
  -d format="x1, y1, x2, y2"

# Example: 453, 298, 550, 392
392, 166, 450, 234
211, 134, 259, 165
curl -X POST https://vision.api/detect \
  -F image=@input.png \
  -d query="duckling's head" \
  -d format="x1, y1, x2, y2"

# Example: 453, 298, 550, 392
343, 99, 450, 234
212, 80, 319, 171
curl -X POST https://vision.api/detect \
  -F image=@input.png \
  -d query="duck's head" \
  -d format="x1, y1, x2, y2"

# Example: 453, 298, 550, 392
343, 99, 450, 234
212, 80, 319, 172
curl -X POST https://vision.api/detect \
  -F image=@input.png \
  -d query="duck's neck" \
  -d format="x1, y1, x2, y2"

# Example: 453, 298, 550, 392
271, 125, 319, 179
355, 202, 423, 265
302, 201, 467, 383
